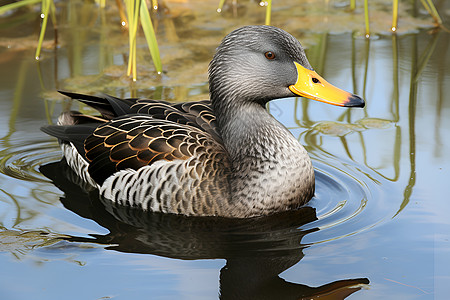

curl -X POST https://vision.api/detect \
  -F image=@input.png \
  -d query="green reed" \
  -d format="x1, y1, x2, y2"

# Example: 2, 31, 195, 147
123, 0, 162, 80
0, 0, 446, 80
1, 0, 161, 80
363, 0, 370, 37
392, 0, 399, 31
0, 0, 55, 59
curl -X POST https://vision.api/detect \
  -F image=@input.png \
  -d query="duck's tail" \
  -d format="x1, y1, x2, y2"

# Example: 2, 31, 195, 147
41, 91, 139, 158
58, 91, 137, 120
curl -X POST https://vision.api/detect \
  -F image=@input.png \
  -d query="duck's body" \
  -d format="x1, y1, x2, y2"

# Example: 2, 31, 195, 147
42, 26, 364, 218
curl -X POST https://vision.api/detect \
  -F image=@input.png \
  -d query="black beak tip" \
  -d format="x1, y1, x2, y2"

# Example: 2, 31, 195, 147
347, 94, 365, 108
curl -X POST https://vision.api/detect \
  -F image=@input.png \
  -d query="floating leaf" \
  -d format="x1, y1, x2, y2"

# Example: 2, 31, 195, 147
357, 118, 392, 129
313, 121, 364, 136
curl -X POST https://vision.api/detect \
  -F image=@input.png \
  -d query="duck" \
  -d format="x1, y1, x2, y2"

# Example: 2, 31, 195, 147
42, 25, 364, 218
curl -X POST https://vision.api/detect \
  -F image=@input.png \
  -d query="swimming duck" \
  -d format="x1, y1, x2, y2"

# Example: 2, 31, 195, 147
42, 25, 364, 218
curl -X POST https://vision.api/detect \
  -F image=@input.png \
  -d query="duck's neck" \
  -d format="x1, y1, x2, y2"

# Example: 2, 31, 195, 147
212, 97, 315, 217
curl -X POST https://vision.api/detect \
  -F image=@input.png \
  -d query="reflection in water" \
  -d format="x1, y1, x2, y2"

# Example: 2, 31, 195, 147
397, 32, 441, 216
40, 159, 369, 299
297, 30, 445, 218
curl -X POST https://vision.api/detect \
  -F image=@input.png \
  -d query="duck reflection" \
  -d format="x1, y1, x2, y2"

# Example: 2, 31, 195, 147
41, 159, 369, 299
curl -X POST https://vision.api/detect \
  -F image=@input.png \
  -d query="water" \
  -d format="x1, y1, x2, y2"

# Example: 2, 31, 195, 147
0, 1, 449, 299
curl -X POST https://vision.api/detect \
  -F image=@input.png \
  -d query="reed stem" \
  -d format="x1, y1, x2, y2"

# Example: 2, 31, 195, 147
392, 0, 398, 32
350, 0, 355, 11
265, 0, 272, 26
217, 0, 226, 13
35, 0, 51, 60
364, 0, 370, 38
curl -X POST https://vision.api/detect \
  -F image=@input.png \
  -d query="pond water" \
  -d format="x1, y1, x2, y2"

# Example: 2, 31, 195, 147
0, 1, 449, 299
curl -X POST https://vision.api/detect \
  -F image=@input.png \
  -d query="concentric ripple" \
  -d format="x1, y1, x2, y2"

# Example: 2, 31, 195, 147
0, 138, 62, 183
300, 156, 390, 245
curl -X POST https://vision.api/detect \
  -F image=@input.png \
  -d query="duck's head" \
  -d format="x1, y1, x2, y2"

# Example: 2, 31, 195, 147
209, 25, 364, 110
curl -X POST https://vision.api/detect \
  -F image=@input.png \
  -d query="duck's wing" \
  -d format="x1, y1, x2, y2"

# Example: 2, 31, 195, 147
58, 91, 220, 141
131, 100, 220, 141
43, 93, 225, 187
81, 114, 227, 185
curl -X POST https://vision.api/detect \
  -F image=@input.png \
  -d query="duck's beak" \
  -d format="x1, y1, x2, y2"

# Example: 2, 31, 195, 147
289, 62, 365, 108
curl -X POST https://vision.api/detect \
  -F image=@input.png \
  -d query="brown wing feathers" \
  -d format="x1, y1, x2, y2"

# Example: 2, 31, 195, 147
85, 116, 205, 184
54, 92, 219, 139
132, 100, 220, 141
42, 93, 223, 185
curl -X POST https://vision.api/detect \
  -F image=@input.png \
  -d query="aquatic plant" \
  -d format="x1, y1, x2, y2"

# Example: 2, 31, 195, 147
349, 0, 444, 36
0, 0, 446, 80
0, 0, 56, 59
122, 0, 162, 81
215, 0, 445, 35
0, 0, 161, 80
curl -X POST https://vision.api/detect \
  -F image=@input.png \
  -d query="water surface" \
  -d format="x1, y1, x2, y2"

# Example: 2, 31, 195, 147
0, 1, 449, 299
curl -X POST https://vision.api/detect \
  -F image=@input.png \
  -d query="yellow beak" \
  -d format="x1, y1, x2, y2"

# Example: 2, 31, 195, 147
289, 62, 365, 107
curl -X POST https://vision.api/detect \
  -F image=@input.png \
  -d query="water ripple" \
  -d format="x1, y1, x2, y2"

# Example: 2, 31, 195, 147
301, 157, 386, 245
0, 139, 61, 183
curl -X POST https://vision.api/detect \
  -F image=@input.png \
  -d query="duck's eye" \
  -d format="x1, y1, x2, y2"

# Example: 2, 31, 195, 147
264, 51, 276, 60
312, 77, 320, 84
